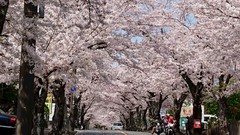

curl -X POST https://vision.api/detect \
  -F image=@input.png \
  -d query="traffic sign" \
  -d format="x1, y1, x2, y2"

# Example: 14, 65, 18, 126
70, 86, 76, 92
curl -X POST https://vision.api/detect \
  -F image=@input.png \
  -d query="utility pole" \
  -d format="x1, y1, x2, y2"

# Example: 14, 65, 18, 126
69, 68, 77, 134
16, 0, 42, 135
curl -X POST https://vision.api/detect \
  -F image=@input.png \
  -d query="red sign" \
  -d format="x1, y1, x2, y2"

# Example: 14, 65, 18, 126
194, 119, 201, 128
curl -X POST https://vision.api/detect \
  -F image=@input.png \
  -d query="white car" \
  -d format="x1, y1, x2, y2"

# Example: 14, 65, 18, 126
111, 122, 123, 130
203, 114, 217, 123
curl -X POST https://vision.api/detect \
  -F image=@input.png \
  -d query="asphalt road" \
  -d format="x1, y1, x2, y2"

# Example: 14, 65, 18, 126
75, 130, 125, 135
75, 130, 166, 135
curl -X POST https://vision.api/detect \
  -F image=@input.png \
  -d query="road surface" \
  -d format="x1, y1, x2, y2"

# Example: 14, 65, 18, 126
75, 130, 124, 135
75, 130, 166, 135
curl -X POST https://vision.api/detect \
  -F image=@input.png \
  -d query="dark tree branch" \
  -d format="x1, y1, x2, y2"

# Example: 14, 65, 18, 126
216, 7, 240, 19
204, 0, 240, 20
179, 91, 189, 102
225, 74, 233, 85
87, 40, 108, 50
0, 0, 9, 35
162, 95, 168, 101
180, 71, 196, 95
83, 96, 95, 115
44, 67, 60, 78
219, 74, 225, 92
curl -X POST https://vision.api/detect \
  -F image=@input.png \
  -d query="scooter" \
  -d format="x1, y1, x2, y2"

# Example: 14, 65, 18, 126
154, 123, 163, 135
166, 122, 175, 135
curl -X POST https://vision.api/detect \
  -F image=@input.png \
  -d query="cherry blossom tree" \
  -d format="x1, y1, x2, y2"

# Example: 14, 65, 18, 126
0, 0, 126, 134
1, 0, 240, 135
16, 1, 39, 134
174, 0, 240, 134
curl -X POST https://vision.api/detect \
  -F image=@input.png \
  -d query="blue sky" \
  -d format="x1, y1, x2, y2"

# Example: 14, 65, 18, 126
113, 4, 197, 44
184, 13, 197, 27
111, 61, 119, 68
131, 35, 143, 43
111, 0, 197, 68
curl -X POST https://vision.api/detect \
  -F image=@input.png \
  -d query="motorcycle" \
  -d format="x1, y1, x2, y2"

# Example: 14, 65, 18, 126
154, 123, 164, 135
166, 122, 175, 135
154, 123, 163, 135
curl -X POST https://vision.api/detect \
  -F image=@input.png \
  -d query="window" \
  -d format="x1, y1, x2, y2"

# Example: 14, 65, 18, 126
113, 123, 122, 126
204, 117, 210, 122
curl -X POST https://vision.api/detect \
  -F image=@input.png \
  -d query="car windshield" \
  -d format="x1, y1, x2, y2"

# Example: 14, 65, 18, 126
0, 109, 6, 114
113, 123, 122, 126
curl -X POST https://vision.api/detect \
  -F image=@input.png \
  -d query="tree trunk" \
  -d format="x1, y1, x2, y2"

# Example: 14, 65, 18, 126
157, 93, 168, 120
129, 110, 135, 130
32, 77, 49, 135
120, 113, 128, 130
192, 95, 202, 135
218, 96, 229, 135
32, 68, 58, 135
125, 118, 130, 130
73, 97, 78, 128
80, 104, 86, 129
174, 91, 188, 133
0, 0, 9, 34
48, 80, 66, 135
216, 74, 232, 135
135, 106, 141, 130
147, 100, 156, 119
69, 94, 78, 134
17, 35, 36, 135
16, 1, 37, 135
180, 70, 204, 135
76, 94, 82, 128
142, 107, 148, 131
32, 90, 47, 135
146, 91, 156, 119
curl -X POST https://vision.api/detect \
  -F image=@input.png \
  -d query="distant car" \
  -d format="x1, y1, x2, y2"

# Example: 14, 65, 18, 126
203, 114, 217, 123
111, 122, 123, 130
0, 109, 16, 134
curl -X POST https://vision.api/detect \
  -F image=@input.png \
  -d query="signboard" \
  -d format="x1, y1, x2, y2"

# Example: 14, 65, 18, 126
194, 119, 201, 128
44, 93, 56, 121
180, 117, 187, 127
46, 93, 53, 103
49, 103, 55, 121
45, 93, 53, 114
180, 107, 193, 117
70, 86, 76, 92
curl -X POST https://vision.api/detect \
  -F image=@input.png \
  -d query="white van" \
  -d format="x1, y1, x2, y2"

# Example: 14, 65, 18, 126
202, 114, 217, 123
202, 114, 217, 129
111, 122, 123, 130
